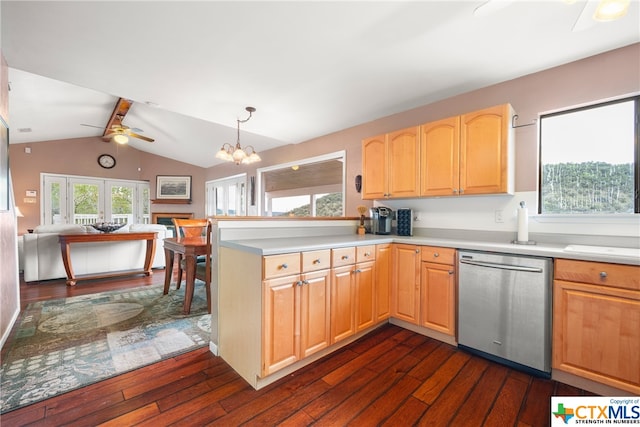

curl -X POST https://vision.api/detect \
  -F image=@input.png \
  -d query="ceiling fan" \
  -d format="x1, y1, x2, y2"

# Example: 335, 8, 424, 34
473, 0, 631, 32
81, 97, 155, 144
81, 123, 155, 143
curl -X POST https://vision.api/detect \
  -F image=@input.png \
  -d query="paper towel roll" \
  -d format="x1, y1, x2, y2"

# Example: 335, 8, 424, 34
517, 207, 529, 242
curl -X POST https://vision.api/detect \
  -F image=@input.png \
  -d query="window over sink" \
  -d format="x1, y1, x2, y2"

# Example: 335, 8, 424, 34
538, 95, 639, 215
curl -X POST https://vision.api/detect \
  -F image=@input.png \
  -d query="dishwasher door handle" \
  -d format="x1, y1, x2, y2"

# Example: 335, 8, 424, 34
459, 258, 544, 273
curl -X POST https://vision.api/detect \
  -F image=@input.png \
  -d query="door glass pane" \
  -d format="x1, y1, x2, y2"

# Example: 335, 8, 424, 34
50, 182, 62, 224
228, 185, 237, 215
215, 187, 224, 215
140, 186, 150, 224
111, 185, 133, 224
72, 183, 99, 225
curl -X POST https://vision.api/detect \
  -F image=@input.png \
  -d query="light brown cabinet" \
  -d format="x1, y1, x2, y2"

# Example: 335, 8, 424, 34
375, 244, 392, 322
391, 244, 421, 324
391, 244, 457, 337
553, 259, 640, 394
262, 250, 331, 376
420, 247, 456, 336
362, 126, 420, 199
420, 104, 514, 196
330, 246, 377, 343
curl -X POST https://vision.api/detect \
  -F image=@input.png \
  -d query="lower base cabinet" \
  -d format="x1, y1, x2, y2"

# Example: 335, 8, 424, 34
391, 244, 457, 337
553, 259, 640, 394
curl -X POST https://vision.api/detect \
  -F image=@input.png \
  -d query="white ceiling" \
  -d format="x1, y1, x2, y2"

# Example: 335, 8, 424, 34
2, 1, 639, 168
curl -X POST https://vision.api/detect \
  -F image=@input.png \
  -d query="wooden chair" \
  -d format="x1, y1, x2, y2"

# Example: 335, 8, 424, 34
171, 218, 212, 313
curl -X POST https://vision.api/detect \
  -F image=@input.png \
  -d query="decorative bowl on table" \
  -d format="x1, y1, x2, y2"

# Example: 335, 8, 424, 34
91, 222, 126, 233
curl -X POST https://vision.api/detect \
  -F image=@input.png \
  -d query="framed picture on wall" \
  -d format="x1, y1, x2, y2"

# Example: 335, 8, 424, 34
0, 116, 9, 211
156, 175, 192, 200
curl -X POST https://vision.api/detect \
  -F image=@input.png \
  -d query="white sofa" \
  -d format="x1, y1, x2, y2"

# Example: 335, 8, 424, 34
22, 223, 170, 283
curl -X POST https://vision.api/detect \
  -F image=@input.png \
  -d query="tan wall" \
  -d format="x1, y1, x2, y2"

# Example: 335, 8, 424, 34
1, 44, 21, 347
10, 139, 207, 235
205, 43, 639, 216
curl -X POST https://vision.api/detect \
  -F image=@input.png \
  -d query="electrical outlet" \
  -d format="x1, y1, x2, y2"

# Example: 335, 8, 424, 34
495, 209, 504, 223
413, 211, 421, 222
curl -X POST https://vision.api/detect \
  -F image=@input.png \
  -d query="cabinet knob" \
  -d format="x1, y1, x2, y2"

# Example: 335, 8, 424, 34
415, 249, 420, 253
313, 259, 321, 264
342, 255, 349, 260
281, 263, 288, 269
296, 280, 303, 286
354, 269, 362, 274
600, 271, 607, 279
459, 188, 464, 194
448, 270, 454, 275
433, 253, 439, 258
364, 252, 371, 257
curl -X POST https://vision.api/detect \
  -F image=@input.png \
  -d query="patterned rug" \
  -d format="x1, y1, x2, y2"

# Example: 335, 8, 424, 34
0, 283, 211, 414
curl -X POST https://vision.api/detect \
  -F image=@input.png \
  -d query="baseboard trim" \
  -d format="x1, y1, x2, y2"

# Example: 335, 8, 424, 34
0, 307, 20, 351
209, 341, 218, 356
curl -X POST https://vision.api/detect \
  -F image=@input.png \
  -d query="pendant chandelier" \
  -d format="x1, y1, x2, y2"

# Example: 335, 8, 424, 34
215, 106, 261, 165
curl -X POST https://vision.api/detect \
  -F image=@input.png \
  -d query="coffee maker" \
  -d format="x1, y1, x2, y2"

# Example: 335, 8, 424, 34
370, 206, 394, 235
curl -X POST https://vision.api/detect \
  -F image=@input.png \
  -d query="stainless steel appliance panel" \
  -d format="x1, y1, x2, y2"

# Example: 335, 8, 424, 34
457, 250, 552, 375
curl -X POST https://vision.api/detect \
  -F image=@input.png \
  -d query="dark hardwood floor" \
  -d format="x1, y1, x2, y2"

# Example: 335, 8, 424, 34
1, 270, 593, 426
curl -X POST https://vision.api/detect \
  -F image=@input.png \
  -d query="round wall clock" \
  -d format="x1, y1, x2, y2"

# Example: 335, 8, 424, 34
98, 154, 116, 169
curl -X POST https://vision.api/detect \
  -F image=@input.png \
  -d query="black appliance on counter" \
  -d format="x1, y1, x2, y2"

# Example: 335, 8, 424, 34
370, 206, 394, 234
396, 208, 413, 236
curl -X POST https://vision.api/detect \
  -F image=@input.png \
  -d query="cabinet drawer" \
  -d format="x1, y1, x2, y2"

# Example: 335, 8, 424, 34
421, 246, 456, 265
332, 247, 356, 267
263, 253, 301, 279
302, 249, 331, 272
356, 245, 376, 263
555, 259, 640, 291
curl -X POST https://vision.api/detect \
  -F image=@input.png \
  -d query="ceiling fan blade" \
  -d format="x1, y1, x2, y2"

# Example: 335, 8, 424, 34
572, 1, 599, 32
80, 123, 107, 130
473, 0, 512, 17
128, 132, 155, 143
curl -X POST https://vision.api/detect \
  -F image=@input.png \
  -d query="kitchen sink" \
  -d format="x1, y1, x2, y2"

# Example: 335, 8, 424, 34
563, 244, 640, 258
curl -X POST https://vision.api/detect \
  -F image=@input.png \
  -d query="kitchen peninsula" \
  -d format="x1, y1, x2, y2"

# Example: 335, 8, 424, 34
212, 218, 640, 395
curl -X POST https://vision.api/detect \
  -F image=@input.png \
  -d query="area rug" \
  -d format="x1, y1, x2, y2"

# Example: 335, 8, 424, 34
0, 282, 211, 414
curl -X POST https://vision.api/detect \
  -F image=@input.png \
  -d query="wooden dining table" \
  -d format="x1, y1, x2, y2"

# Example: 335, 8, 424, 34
163, 236, 209, 314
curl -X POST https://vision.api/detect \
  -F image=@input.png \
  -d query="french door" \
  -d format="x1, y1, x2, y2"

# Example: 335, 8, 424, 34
205, 174, 247, 217
42, 174, 150, 225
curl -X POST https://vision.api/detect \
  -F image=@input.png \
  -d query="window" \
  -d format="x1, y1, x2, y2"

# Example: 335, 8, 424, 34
539, 96, 639, 215
258, 152, 345, 217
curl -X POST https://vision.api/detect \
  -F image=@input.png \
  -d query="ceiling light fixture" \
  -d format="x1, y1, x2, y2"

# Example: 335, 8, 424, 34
216, 106, 261, 165
112, 133, 129, 144
593, 0, 629, 21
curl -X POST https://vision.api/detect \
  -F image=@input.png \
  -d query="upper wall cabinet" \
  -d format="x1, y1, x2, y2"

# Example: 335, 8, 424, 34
421, 104, 515, 197
362, 126, 420, 200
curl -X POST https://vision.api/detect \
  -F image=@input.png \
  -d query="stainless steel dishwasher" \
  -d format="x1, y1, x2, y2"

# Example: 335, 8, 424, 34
457, 250, 553, 377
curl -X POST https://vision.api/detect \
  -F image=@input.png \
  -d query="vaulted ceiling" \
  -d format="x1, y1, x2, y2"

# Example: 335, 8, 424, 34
2, 1, 639, 168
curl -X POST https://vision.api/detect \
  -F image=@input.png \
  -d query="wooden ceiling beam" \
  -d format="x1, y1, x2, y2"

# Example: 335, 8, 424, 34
102, 98, 133, 141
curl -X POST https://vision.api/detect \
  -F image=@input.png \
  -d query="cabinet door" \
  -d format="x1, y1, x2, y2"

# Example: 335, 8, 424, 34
331, 265, 356, 343
355, 260, 376, 332
262, 275, 300, 376
460, 104, 512, 195
391, 244, 421, 325
362, 134, 387, 200
553, 279, 640, 394
420, 261, 456, 336
387, 126, 420, 198
420, 116, 460, 196
375, 244, 392, 322
300, 269, 331, 358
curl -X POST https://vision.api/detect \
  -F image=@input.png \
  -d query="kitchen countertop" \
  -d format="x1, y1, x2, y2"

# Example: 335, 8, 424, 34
220, 234, 640, 266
